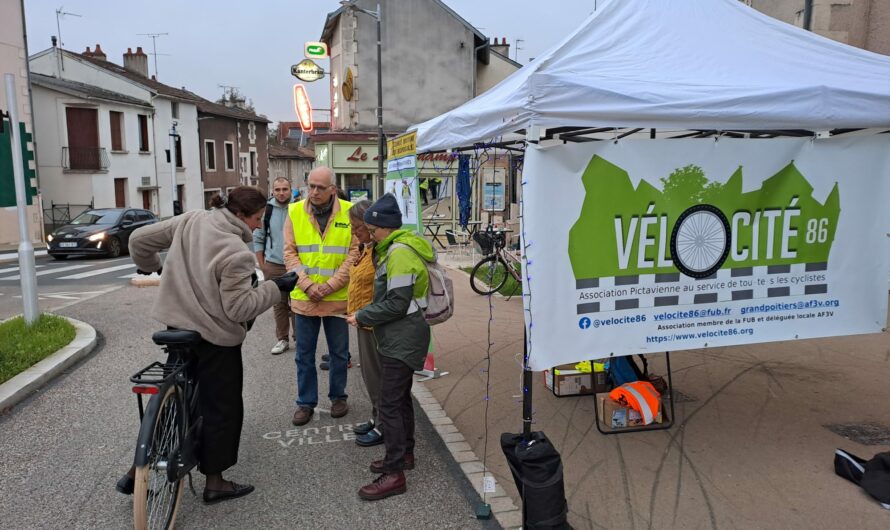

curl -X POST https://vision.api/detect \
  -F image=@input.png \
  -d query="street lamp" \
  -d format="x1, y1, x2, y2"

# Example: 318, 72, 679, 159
340, 0, 384, 198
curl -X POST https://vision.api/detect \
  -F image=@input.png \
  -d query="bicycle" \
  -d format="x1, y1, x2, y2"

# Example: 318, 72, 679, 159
469, 227, 523, 296
128, 329, 204, 530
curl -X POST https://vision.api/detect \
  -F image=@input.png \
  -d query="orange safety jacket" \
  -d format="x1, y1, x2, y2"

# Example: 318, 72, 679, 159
609, 381, 661, 425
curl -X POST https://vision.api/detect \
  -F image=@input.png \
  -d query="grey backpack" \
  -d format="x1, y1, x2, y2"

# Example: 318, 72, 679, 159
390, 243, 454, 325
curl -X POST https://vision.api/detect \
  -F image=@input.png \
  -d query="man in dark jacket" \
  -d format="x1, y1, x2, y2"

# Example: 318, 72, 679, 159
346, 193, 432, 501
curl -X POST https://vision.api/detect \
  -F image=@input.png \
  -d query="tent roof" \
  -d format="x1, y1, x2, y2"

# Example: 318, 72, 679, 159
411, 0, 890, 153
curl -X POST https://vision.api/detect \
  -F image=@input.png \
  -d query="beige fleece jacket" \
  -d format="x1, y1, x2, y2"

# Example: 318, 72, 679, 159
129, 208, 280, 347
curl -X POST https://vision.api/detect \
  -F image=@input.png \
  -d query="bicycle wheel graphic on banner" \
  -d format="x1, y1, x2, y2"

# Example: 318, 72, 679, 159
670, 204, 731, 278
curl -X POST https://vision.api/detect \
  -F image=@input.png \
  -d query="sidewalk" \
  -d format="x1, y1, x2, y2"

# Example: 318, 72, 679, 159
0, 285, 500, 529
433, 252, 890, 529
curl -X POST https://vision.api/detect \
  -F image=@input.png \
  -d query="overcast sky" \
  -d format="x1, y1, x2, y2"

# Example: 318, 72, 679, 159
24, 0, 601, 126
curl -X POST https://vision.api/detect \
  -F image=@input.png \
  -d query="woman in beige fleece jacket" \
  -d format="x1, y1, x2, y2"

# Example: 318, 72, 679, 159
122, 187, 297, 504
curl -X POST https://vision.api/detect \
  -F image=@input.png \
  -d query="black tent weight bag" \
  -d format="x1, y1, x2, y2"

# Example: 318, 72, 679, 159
500, 431, 573, 529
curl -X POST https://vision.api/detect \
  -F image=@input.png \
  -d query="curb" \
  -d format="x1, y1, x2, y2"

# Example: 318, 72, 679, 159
412, 380, 522, 529
0, 316, 97, 413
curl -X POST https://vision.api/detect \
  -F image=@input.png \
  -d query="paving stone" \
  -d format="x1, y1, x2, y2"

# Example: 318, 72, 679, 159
435, 424, 458, 435
424, 409, 447, 419
446, 441, 472, 453
495, 509, 523, 529
430, 416, 453, 426
442, 433, 465, 443
460, 461, 485, 474
452, 451, 477, 463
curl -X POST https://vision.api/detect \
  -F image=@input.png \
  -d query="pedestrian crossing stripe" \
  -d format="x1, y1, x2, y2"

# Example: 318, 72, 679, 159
0, 263, 91, 280
56, 263, 136, 280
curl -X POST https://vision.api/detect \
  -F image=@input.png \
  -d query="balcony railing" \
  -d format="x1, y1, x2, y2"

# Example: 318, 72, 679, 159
62, 147, 109, 171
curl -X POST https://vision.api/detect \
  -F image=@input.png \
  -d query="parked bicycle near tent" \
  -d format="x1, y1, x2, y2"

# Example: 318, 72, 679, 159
469, 227, 522, 297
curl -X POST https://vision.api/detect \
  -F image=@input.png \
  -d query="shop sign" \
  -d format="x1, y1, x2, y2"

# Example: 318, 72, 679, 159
332, 144, 379, 168
342, 68, 354, 101
304, 41, 329, 59
292, 59, 325, 82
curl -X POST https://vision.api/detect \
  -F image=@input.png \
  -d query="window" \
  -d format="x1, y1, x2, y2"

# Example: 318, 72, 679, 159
171, 101, 180, 119
138, 115, 149, 152
175, 136, 183, 168
136, 210, 155, 222
248, 122, 256, 144
224, 142, 235, 170
249, 150, 257, 177
122, 211, 137, 225
109, 111, 124, 151
203, 188, 220, 209
204, 140, 216, 171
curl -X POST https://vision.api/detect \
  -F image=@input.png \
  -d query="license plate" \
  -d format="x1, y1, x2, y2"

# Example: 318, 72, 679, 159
59, 242, 78, 248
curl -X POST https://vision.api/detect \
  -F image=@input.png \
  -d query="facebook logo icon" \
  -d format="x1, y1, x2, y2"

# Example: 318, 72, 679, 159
579, 317, 591, 329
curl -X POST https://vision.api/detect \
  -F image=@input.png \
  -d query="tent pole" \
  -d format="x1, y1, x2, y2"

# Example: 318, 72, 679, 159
522, 327, 532, 437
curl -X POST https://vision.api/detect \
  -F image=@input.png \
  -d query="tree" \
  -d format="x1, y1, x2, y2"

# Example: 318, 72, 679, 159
216, 86, 255, 112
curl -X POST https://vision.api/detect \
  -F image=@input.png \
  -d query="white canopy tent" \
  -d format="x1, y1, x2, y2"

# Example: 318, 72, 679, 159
411, 0, 890, 152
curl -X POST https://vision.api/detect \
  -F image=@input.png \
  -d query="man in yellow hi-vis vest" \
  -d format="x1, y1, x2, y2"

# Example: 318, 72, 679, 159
283, 166, 358, 426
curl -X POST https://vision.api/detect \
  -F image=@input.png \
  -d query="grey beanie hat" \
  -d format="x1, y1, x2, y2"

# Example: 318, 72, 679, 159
364, 193, 403, 228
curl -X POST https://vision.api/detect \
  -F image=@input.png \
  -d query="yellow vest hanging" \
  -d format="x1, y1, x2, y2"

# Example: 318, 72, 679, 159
289, 199, 353, 302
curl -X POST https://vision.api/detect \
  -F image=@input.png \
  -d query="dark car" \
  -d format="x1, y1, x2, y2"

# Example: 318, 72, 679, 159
47, 208, 158, 259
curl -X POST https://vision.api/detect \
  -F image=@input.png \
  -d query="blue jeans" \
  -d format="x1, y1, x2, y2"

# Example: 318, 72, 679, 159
294, 314, 350, 408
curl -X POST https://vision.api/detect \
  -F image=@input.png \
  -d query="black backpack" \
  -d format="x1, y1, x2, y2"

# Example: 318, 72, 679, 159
262, 203, 274, 251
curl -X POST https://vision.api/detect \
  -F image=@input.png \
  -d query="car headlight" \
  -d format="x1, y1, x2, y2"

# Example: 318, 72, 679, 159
88, 232, 106, 242
47, 234, 54, 242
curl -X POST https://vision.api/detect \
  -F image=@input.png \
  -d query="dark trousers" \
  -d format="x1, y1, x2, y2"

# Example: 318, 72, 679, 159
192, 341, 244, 475
261, 261, 294, 341
379, 356, 415, 473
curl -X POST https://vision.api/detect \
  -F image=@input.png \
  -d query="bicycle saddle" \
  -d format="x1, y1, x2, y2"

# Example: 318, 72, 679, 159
152, 329, 203, 346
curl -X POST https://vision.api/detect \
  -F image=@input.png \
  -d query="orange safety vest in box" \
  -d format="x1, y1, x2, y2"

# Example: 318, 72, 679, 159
609, 381, 661, 425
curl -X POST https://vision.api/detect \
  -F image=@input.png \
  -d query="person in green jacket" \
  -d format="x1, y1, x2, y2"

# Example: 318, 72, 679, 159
346, 193, 433, 501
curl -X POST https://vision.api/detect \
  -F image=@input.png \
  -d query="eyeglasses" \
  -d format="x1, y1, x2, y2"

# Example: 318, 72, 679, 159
366, 226, 379, 235
308, 183, 333, 192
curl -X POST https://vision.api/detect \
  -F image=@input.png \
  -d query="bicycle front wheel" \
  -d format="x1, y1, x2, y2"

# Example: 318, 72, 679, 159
133, 385, 184, 530
470, 255, 509, 295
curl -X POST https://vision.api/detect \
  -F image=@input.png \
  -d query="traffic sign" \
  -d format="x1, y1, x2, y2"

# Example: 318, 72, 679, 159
291, 59, 325, 82
305, 41, 329, 59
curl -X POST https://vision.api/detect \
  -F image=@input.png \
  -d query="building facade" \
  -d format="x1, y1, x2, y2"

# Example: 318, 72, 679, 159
0, 0, 41, 247
749, 0, 890, 55
268, 144, 314, 196
29, 45, 203, 218
197, 99, 270, 207
30, 73, 158, 223
318, 0, 520, 216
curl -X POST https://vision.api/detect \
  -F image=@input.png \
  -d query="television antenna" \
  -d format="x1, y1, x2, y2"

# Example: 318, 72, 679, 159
514, 38, 524, 62
55, 6, 81, 48
137, 32, 169, 79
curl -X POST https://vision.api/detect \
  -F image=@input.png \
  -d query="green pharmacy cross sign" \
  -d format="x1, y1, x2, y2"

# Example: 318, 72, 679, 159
304, 41, 329, 59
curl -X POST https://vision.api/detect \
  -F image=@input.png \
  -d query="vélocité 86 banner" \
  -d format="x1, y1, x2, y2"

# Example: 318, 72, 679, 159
521, 137, 890, 370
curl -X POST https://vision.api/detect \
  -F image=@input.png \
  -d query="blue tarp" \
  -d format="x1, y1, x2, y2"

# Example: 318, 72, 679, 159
457, 155, 472, 228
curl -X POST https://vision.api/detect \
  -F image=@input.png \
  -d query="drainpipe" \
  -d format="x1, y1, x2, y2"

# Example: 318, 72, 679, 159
149, 102, 160, 214
470, 40, 488, 100
803, 0, 813, 31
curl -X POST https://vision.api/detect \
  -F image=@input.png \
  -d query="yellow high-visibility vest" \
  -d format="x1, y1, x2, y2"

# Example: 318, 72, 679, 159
289, 199, 353, 301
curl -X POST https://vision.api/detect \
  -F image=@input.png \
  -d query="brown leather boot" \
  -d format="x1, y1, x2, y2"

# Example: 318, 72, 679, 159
358, 471, 406, 501
292, 406, 314, 426
370, 453, 415, 473
330, 399, 349, 418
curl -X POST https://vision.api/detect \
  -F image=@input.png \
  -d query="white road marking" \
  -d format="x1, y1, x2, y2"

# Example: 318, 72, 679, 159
56, 263, 136, 280
1, 264, 92, 280
0, 265, 44, 274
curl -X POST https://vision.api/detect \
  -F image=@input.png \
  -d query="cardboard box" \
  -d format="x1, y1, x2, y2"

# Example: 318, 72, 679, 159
544, 363, 609, 396
596, 393, 665, 430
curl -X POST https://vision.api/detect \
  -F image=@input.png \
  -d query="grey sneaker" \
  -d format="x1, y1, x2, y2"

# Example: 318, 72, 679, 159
271, 340, 289, 355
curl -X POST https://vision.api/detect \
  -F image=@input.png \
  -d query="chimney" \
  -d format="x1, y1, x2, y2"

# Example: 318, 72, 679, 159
92, 43, 107, 61
82, 46, 93, 57
490, 37, 510, 58
123, 46, 149, 77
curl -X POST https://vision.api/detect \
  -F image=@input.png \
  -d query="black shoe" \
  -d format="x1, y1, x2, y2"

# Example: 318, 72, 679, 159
320, 361, 330, 371
116, 474, 134, 495
356, 428, 384, 447
353, 420, 375, 435
203, 482, 255, 504
321, 354, 330, 362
